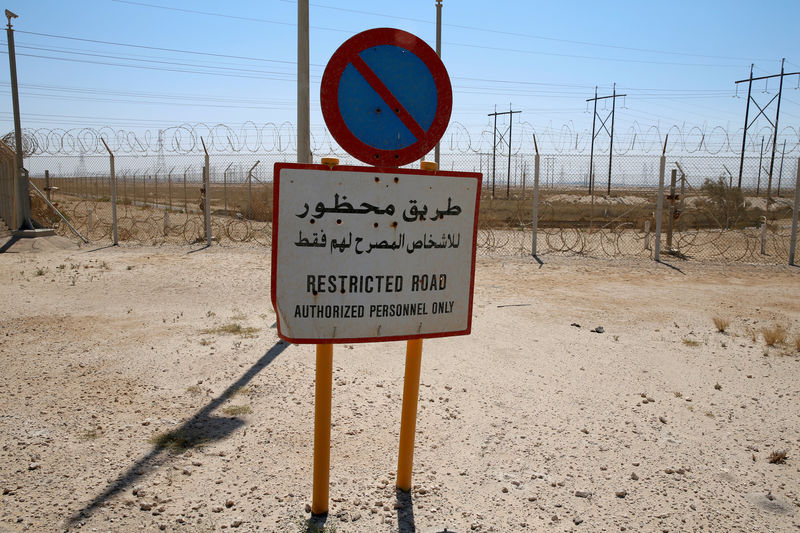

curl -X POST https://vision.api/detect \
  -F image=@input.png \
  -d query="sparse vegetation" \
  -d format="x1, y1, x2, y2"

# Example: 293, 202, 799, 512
199, 338, 212, 346
35, 268, 45, 276
682, 338, 701, 347
761, 325, 787, 347
201, 322, 259, 337
186, 385, 203, 395
149, 429, 205, 453
673, 391, 683, 398
221, 405, 252, 416
768, 450, 787, 464
229, 386, 251, 398
712, 316, 730, 333
793, 335, 800, 353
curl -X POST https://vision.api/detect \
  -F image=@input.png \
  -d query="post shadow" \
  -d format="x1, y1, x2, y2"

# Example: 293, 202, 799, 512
396, 489, 416, 533
655, 259, 686, 275
532, 254, 544, 268
187, 243, 211, 254
66, 339, 290, 528
81, 243, 117, 253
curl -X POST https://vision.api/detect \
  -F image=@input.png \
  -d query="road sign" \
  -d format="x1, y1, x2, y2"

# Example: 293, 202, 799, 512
271, 163, 480, 343
320, 28, 452, 167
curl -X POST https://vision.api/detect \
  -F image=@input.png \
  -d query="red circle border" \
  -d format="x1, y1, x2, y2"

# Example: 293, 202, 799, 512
320, 28, 452, 167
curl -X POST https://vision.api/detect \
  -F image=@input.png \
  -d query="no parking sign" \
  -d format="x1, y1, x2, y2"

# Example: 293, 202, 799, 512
320, 28, 452, 167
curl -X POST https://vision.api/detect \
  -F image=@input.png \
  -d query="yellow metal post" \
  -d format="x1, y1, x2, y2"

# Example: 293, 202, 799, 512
396, 338, 423, 491
312, 343, 333, 514
397, 159, 436, 491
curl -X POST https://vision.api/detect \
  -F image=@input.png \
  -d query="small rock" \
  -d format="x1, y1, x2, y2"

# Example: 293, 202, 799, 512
225, 500, 235, 508
574, 490, 592, 498
631, 472, 639, 481
659, 416, 667, 424
573, 517, 584, 525
139, 503, 153, 511
501, 487, 509, 493
28, 462, 40, 471
571, 323, 581, 328
305, 503, 311, 513
615, 490, 628, 498
231, 520, 243, 528
212, 506, 223, 513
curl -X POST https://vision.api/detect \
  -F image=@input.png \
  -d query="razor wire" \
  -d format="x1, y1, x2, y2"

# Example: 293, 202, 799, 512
19, 122, 800, 157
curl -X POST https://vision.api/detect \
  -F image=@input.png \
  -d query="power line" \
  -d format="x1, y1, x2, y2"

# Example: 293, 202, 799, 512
17, 30, 324, 67
110, 1, 766, 67
445, 41, 745, 68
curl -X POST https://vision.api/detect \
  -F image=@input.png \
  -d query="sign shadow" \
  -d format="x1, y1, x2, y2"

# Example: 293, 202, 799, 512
65, 339, 290, 528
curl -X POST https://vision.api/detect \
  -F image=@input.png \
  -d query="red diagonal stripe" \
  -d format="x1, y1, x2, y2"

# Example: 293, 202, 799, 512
350, 53, 426, 141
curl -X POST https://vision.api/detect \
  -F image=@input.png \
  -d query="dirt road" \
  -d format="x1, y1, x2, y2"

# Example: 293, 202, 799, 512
1, 242, 799, 532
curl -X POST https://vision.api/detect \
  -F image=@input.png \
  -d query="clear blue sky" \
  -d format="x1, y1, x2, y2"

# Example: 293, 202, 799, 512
1, 0, 799, 153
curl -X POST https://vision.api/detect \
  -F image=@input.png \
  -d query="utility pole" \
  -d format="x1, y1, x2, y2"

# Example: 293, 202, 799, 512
433, 0, 442, 168
297, 0, 310, 164
487, 105, 521, 198
586, 83, 626, 196
6, 9, 32, 230
734, 59, 799, 197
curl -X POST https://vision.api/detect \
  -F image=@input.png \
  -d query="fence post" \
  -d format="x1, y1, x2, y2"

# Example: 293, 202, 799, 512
644, 220, 651, 251
666, 168, 677, 251
100, 138, 118, 245
224, 162, 233, 213
789, 157, 799, 265
168, 167, 174, 210
654, 149, 667, 261
247, 160, 261, 220
760, 216, 767, 255
201, 138, 211, 246
183, 168, 189, 213
531, 134, 539, 257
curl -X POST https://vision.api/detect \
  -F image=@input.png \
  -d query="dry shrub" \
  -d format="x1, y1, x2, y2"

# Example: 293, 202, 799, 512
712, 316, 730, 333
794, 335, 800, 353
762, 325, 787, 347
768, 450, 787, 464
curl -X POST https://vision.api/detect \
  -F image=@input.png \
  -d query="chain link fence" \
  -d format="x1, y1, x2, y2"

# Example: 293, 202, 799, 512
22, 148, 800, 264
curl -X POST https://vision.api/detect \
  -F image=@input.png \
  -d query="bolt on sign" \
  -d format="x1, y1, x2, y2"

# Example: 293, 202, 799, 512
271, 164, 481, 343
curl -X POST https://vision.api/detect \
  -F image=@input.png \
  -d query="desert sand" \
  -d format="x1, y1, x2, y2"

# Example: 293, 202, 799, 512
1, 241, 799, 532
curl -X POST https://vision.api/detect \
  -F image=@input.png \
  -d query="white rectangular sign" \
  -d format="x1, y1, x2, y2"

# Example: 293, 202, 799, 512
271, 163, 481, 343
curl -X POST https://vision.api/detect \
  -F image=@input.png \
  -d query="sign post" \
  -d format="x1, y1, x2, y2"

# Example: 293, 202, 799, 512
275, 26, 478, 515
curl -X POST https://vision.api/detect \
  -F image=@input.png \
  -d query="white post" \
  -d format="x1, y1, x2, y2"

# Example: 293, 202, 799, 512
297, 0, 311, 164
201, 138, 211, 246
532, 139, 540, 257
654, 155, 666, 261
789, 157, 800, 265
644, 220, 651, 251
100, 138, 118, 245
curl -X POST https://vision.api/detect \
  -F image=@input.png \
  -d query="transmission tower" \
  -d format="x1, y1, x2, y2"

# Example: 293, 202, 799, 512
487, 104, 521, 198
587, 83, 626, 196
734, 59, 800, 196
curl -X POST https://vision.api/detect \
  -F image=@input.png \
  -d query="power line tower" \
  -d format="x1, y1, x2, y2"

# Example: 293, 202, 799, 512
488, 104, 521, 198
586, 83, 626, 196
734, 59, 800, 196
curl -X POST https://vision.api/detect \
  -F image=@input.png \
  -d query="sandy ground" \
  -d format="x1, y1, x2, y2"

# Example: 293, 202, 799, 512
1, 240, 799, 533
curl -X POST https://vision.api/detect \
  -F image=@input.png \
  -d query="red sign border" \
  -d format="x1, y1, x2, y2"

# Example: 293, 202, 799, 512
271, 163, 481, 344
320, 28, 453, 168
